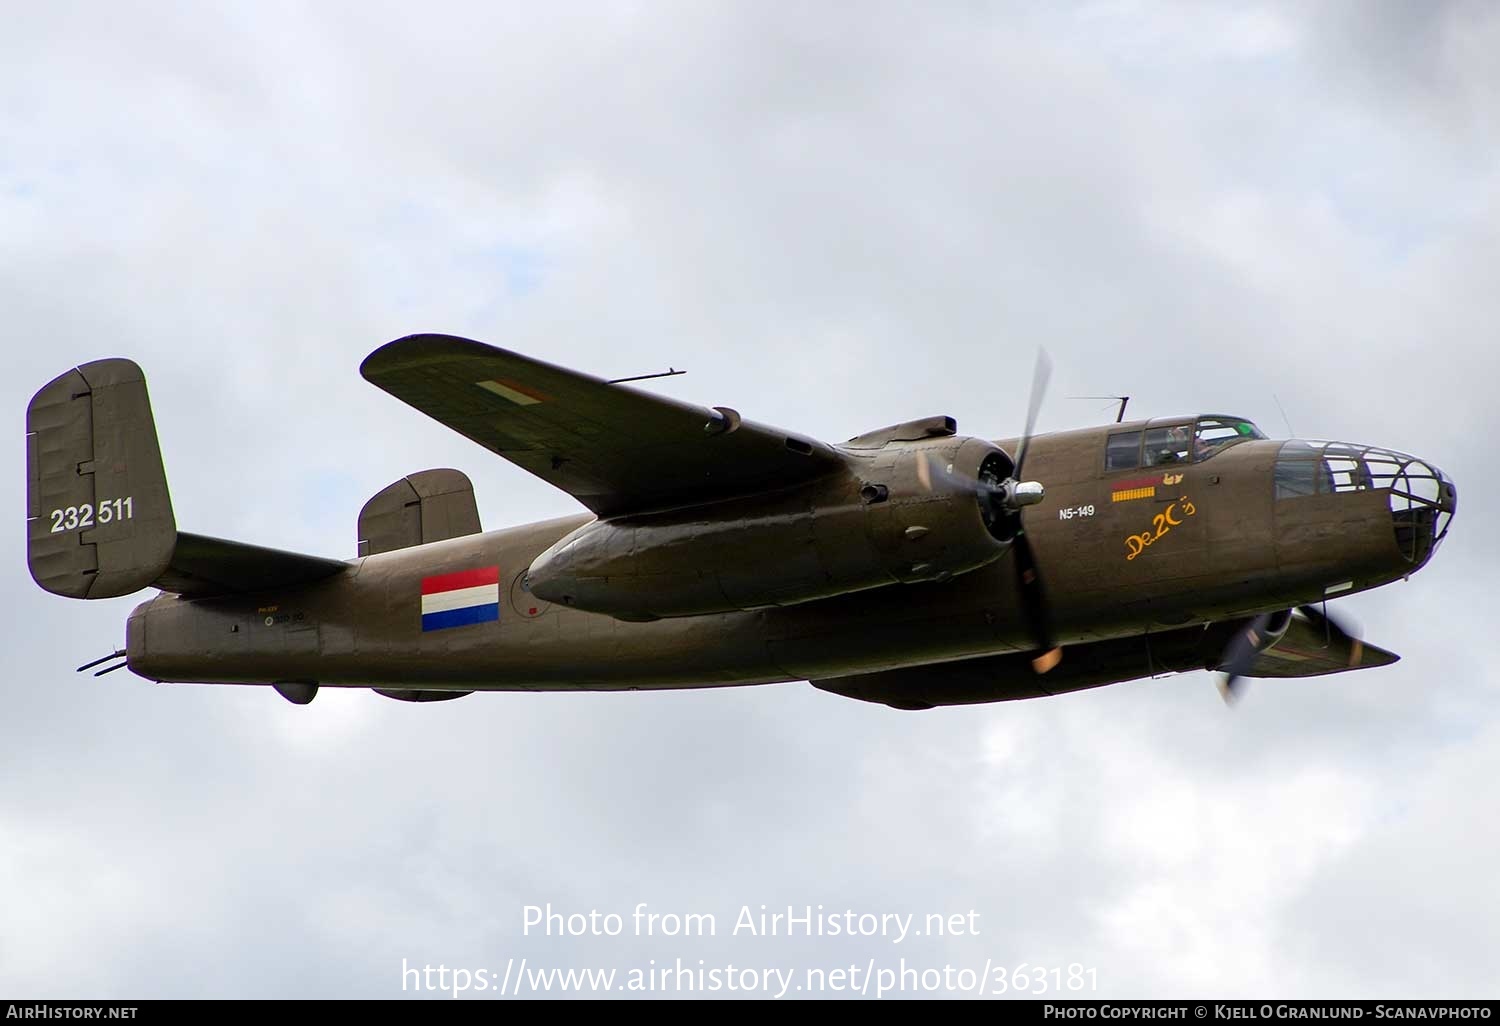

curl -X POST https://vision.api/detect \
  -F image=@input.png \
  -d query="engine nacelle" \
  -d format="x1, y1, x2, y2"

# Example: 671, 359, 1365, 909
526, 435, 1016, 620
862, 437, 1019, 579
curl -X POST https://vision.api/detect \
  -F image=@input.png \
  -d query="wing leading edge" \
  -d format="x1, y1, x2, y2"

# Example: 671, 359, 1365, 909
361, 334, 843, 518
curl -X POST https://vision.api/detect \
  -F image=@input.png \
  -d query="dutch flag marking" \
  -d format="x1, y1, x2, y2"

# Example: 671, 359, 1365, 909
421, 566, 501, 632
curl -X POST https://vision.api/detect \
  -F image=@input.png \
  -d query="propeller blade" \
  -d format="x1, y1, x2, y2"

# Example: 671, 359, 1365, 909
919, 452, 973, 496
1012, 348, 1059, 673
1013, 530, 1061, 673
1013, 349, 1053, 483
1216, 612, 1274, 704
1297, 603, 1364, 666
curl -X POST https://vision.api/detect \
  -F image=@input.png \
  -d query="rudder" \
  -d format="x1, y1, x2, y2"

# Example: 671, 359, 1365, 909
356, 468, 482, 557
27, 359, 176, 598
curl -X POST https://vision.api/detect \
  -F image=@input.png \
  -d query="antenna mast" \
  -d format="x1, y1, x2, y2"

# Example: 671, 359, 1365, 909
1070, 396, 1131, 423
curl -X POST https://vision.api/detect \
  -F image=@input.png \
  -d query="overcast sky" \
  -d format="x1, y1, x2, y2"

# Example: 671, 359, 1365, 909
2, 0, 1496, 1000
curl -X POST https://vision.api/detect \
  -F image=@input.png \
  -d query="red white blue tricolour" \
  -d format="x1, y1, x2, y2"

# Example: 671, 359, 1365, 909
420, 567, 501, 632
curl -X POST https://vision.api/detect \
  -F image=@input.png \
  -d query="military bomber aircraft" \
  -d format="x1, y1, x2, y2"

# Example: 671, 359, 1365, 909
27, 335, 1456, 709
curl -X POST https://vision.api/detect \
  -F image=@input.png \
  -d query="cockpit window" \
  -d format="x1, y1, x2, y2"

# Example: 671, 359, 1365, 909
1106, 417, 1266, 472
1192, 417, 1266, 461
1105, 430, 1143, 471
1144, 426, 1192, 466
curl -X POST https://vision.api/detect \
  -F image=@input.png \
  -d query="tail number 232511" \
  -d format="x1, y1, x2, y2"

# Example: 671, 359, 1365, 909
48, 496, 135, 534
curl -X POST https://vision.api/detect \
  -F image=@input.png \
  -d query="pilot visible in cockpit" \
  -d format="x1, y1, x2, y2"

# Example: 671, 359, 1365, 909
1148, 425, 1191, 465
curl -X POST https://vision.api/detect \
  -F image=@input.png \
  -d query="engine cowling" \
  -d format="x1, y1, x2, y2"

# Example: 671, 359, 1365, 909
861, 437, 1018, 582
525, 435, 1018, 620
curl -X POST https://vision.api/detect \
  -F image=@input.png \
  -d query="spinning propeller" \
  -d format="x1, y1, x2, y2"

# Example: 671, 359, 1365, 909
921, 351, 1058, 673
1012, 352, 1061, 673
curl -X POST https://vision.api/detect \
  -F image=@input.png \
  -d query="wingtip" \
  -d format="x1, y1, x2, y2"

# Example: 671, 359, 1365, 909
359, 333, 494, 380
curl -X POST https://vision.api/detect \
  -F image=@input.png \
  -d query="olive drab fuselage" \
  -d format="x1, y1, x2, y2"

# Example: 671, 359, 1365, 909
124, 421, 1453, 706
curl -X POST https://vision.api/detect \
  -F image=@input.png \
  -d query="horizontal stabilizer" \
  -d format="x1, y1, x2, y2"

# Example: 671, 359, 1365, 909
28, 358, 349, 602
154, 532, 349, 598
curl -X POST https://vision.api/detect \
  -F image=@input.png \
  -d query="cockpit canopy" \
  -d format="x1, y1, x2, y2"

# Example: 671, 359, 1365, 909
1105, 416, 1266, 472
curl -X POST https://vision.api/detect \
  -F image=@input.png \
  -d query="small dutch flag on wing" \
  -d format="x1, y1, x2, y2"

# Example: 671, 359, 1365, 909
420, 567, 501, 632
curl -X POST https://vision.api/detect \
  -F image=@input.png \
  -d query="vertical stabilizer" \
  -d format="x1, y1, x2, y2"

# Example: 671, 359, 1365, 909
27, 359, 176, 598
